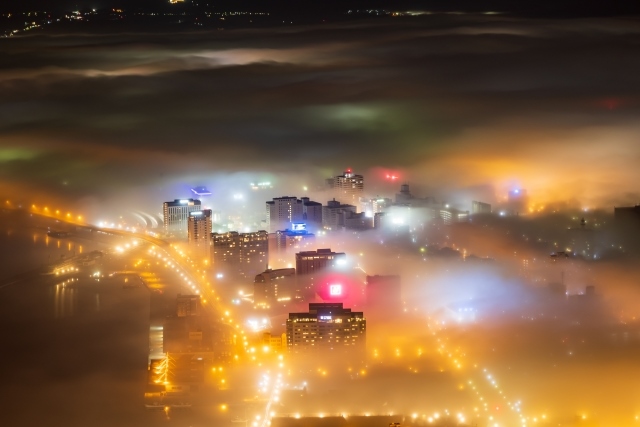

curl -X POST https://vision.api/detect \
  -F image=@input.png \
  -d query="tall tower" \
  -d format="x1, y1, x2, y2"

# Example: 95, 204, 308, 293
331, 169, 364, 209
187, 209, 212, 255
265, 196, 304, 232
163, 198, 202, 236
507, 189, 528, 215
396, 183, 412, 203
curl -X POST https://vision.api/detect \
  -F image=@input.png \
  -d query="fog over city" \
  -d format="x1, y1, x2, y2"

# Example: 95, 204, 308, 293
2, 4, 640, 427
2, 14, 640, 208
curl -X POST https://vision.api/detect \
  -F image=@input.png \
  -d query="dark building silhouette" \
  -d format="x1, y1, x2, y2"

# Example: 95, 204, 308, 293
176, 294, 200, 317
366, 275, 401, 310
254, 268, 297, 307
295, 248, 346, 275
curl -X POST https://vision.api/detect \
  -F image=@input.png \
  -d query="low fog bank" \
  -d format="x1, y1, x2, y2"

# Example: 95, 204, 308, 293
3, 14, 640, 211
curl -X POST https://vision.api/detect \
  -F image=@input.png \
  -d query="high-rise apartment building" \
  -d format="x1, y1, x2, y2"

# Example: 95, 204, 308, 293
322, 199, 357, 230
301, 197, 323, 231
327, 169, 364, 209
187, 210, 212, 254
163, 199, 202, 235
286, 303, 366, 352
266, 196, 304, 233
211, 230, 269, 278
295, 248, 346, 275
265, 196, 323, 233
254, 268, 297, 307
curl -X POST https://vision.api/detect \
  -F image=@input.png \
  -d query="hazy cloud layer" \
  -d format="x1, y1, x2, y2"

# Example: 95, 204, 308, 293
2, 15, 640, 212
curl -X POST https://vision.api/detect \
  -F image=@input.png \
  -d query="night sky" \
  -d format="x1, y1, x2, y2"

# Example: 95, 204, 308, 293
4, 0, 640, 15
2, 8, 640, 212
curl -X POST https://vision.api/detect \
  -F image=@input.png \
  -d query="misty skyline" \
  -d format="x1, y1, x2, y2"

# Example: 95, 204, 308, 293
2, 13, 640, 217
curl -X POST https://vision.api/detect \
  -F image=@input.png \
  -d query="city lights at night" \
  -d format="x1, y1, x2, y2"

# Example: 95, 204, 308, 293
329, 284, 343, 296
1, 1, 640, 427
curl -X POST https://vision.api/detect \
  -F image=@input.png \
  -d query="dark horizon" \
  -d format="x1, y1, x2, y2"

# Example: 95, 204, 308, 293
3, 0, 640, 17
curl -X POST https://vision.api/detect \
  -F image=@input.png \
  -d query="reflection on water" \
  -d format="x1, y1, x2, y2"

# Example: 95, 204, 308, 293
0, 226, 81, 280
53, 282, 77, 318
0, 214, 202, 426
48, 277, 109, 318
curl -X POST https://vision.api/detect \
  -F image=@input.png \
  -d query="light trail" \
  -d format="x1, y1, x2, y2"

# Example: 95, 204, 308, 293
259, 371, 283, 427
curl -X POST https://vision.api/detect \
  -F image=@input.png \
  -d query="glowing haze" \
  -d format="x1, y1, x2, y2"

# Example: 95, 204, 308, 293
2, 15, 640, 217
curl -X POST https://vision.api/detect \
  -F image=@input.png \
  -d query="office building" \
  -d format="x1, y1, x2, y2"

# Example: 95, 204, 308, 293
472, 201, 492, 215
327, 169, 364, 208
366, 275, 401, 309
286, 303, 366, 352
163, 199, 202, 235
211, 230, 269, 278
295, 248, 346, 275
187, 209, 212, 254
322, 199, 357, 230
254, 268, 297, 307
